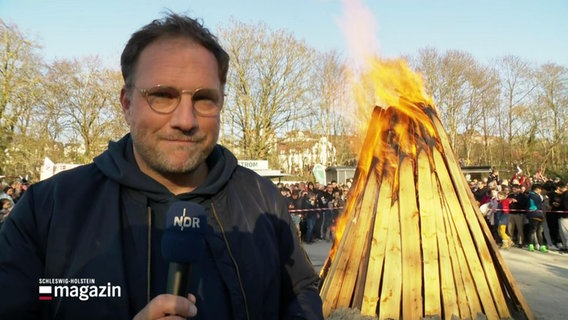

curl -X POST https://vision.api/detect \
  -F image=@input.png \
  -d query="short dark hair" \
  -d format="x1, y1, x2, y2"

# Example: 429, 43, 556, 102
120, 12, 229, 88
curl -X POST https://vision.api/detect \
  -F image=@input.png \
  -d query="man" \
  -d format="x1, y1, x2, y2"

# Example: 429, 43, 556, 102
508, 184, 528, 247
526, 184, 547, 252
320, 184, 334, 242
548, 181, 566, 247
0, 13, 323, 320
558, 182, 568, 253
287, 189, 304, 239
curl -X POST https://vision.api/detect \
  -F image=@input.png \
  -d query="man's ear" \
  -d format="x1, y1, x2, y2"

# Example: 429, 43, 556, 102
120, 87, 132, 125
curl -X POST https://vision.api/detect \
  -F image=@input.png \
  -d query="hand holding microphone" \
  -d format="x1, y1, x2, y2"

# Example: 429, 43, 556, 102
132, 293, 197, 320
133, 202, 207, 320
162, 202, 207, 296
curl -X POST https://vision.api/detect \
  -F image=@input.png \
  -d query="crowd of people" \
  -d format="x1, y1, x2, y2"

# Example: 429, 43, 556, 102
472, 168, 568, 253
0, 177, 29, 228
279, 165, 568, 257
277, 180, 351, 244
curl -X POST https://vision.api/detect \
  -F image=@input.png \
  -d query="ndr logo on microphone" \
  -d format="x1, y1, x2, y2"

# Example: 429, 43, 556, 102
173, 207, 201, 231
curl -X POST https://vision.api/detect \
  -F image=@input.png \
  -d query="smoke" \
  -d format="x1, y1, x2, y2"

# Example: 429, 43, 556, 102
338, 0, 380, 70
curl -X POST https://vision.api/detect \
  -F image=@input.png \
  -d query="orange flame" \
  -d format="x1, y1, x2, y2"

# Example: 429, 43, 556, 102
325, 0, 437, 266
328, 57, 436, 264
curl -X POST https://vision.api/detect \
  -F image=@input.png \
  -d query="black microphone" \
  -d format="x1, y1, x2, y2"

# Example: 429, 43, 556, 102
162, 201, 207, 296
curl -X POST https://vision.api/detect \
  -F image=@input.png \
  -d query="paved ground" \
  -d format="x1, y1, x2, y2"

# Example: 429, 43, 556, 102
303, 240, 568, 320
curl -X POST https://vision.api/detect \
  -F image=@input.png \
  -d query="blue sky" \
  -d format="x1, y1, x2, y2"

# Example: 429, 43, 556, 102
1, 0, 567, 69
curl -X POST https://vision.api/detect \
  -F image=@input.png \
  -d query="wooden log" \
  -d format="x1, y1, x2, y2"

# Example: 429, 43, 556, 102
438, 189, 484, 317
320, 106, 385, 316
440, 195, 479, 319
438, 192, 473, 319
416, 150, 441, 317
320, 107, 385, 290
429, 112, 529, 319
431, 170, 460, 319
351, 214, 376, 310
433, 149, 500, 319
336, 107, 385, 240
378, 199, 402, 320
398, 156, 423, 319
320, 163, 379, 316
360, 170, 394, 315
336, 162, 381, 307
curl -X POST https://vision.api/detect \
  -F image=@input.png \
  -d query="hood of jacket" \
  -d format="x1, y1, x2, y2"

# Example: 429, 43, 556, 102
92, 134, 238, 201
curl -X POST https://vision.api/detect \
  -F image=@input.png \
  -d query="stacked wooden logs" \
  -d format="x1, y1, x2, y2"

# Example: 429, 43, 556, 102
319, 103, 534, 320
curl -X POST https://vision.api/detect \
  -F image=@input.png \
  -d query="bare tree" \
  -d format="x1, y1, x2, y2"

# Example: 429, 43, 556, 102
310, 50, 356, 165
470, 64, 500, 164
43, 57, 125, 163
533, 63, 568, 172
218, 20, 316, 160
414, 48, 480, 157
495, 55, 536, 167
0, 19, 45, 176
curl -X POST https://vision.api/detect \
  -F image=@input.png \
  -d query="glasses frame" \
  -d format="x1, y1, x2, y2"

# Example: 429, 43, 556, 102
134, 84, 223, 117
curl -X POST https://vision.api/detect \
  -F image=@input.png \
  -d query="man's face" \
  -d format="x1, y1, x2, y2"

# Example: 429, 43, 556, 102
121, 37, 222, 180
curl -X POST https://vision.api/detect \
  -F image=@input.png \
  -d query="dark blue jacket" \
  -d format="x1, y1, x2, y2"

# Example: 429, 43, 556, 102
0, 135, 322, 319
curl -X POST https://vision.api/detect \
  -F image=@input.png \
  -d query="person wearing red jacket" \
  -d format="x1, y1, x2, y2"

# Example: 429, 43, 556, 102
496, 191, 513, 249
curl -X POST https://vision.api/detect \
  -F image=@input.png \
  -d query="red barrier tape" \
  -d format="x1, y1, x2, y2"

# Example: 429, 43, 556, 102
288, 207, 344, 213
288, 207, 568, 214
500, 209, 568, 214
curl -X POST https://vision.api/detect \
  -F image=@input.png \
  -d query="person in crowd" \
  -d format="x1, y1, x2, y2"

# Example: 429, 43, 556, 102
329, 180, 339, 193
0, 185, 15, 207
548, 180, 565, 248
501, 184, 511, 195
0, 198, 13, 230
526, 184, 547, 252
328, 188, 345, 243
487, 168, 501, 186
495, 191, 513, 249
508, 184, 528, 247
280, 186, 292, 200
541, 181, 557, 250
318, 184, 333, 241
298, 181, 306, 193
302, 191, 319, 244
512, 166, 531, 191
288, 189, 304, 239
556, 182, 568, 253
533, 169, 546, 184
0, 13, 323, 319
473, 180, 488, 203
311, 184, 325, 240
482, 189, 500, 241
9, 179, 24, 203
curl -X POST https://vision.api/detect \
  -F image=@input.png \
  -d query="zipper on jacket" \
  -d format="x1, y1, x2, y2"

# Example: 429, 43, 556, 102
211, 202, 251, 320
146, 206, 152, 304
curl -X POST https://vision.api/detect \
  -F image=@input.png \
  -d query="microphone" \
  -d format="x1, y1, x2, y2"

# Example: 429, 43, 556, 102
162, 201, 207, 296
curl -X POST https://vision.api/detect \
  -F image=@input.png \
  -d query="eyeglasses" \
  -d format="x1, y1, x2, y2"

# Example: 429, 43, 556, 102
135, 85, 223, 116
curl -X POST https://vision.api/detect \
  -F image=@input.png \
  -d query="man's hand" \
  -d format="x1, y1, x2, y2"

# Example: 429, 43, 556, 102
133, 294, 197, 320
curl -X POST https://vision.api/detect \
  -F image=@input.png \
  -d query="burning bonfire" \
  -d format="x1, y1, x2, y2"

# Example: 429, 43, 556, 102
318, 58, 534, 320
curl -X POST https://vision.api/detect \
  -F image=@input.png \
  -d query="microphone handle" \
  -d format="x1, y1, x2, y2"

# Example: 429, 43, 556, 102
166, 263, 192, 296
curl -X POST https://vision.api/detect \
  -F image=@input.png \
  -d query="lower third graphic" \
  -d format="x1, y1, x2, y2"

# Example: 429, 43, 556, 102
38, 280, 121, 301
